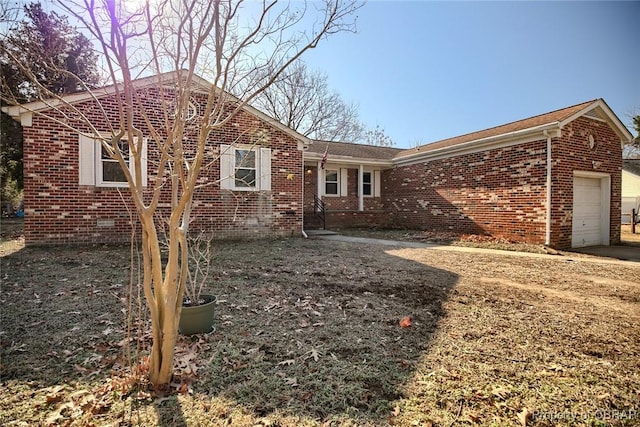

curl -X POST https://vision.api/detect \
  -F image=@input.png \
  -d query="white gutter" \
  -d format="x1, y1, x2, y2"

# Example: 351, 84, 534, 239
544, 130, 552, 246
394, 122, 562, 166
304, 154, 394, 168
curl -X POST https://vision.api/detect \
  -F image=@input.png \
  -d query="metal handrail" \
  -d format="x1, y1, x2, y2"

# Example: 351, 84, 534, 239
313, 194, 326, 230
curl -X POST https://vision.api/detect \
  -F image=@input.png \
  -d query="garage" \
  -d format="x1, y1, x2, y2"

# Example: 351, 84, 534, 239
572, 174, 611, 248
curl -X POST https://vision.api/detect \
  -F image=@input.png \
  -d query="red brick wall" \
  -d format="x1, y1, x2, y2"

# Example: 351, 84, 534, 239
384, 140, 549, 242
384, 117, 622, 248
22, 91, 303, 245
303, 166, 388, 229
548, 117, 622, 248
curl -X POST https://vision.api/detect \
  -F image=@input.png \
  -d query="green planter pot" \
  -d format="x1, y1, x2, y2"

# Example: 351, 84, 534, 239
179, 294, 216, 335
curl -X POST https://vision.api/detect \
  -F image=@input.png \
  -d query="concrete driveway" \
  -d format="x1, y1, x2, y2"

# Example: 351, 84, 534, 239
571, 245, 640, 262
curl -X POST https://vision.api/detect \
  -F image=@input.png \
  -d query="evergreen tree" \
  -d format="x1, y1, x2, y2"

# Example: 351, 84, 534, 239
0, 2, 100, 210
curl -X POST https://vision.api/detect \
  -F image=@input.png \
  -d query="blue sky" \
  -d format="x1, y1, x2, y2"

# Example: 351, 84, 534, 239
303, 1, 640, 148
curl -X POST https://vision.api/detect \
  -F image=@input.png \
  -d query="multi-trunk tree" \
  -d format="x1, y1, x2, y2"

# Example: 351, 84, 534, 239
0, 0, 360, 388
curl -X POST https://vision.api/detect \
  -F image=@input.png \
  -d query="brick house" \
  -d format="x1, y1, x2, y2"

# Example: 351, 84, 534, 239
4, 73, 632, 250
304, 99, 633, 249
3, 72, 310, 244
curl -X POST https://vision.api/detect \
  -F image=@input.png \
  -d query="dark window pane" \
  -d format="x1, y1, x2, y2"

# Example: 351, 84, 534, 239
102, 161, 127, 182
235, 149, 255, 168
326, 182, 338, 195
235, 169, 256, 187
326, 170, 338, 183
102, 141, 129, 161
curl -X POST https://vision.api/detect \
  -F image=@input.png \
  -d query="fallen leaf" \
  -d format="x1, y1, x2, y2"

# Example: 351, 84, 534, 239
277, 359, 295, 366
306, 348, 321, 362
518, 407, 531, 426
284, 377, 298, 387
399, 316, 412, 328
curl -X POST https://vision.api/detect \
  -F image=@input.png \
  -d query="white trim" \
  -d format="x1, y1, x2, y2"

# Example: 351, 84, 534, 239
220, 144, 271, 192
571, 171, 611, 248
304, 153, 394, 168
1, 70, 313, 149
394, 125, 562, 167
324, 168, 340, 196
78, 134, 147, 187
559, 99, 633, 145
95, 136, 146, 188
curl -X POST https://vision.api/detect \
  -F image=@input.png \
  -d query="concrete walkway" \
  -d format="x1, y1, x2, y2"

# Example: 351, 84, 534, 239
311, 233, 640, 266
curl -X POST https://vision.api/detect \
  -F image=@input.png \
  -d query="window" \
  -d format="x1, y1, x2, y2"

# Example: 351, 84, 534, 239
325, 170, 338, 195
220, 144, 271, 191
234, 149, 256, 188
362, 172, 372, 196
78, 135, 147, 188
99, 140, 129, 185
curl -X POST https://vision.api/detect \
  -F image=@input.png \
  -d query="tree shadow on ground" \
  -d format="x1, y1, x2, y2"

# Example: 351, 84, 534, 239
0, 238, 458, 425
196, 238, 459, 424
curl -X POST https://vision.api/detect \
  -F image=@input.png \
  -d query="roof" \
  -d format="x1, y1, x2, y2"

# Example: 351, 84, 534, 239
306, 140, 403, 162
623, 159, 640, 176
394, 99, 634, 164
397, 100, 595, 158
1, 70, 312, 147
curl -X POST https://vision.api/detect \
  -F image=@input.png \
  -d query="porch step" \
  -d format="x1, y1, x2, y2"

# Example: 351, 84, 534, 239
304, 229, 338, 237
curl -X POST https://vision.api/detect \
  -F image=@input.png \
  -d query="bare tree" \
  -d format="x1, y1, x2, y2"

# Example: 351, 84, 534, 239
1, 0, 360, 388
251, 60, 363, 141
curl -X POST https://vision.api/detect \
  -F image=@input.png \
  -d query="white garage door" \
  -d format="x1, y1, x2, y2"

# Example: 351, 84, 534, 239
572, 176, 603, 248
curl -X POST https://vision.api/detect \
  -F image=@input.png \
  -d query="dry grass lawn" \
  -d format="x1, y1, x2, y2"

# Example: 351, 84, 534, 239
1, 219, 639, 426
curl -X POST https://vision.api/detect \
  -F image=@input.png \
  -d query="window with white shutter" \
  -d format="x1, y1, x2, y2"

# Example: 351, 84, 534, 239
78, 134, 147, 187
220, 144, 271, 192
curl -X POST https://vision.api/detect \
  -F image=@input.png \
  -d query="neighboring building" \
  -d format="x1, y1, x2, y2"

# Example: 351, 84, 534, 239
305, 99, 633, 249
622, 159, 640, 223
3, 72, 310, 244
3, 72, 632, 250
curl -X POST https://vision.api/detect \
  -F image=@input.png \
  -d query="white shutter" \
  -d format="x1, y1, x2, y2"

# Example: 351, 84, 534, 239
219, 144, 233, 190
259, 147, 271, 191
140, 138, 148, 187
78, 135, 95, 185
340, 168, 348, 197
374, 170, 381, 197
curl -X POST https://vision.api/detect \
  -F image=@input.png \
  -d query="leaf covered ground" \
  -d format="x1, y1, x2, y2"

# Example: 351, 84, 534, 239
1, 223, 639, 426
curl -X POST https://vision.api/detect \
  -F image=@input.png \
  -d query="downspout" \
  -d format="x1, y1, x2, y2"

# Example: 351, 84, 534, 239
301, 157, 307, 238
358, 164, 364, 212
544, 130, 552, 246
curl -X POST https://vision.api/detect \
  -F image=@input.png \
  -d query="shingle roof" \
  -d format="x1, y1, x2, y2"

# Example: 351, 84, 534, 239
395, 100, 598, 159
623, 159, 640, 176
307, 140, 404, 161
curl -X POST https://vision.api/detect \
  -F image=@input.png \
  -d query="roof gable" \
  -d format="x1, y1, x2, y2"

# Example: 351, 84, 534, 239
2, 70, 312, 147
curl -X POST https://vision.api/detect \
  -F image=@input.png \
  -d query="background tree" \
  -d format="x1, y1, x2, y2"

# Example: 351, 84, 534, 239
633, 114, 640, 144
0, 2, 100, 212
251, 60, 362, 141
1, 0, 360, 388
0, 2, 100, 101
251, 59, 395, 146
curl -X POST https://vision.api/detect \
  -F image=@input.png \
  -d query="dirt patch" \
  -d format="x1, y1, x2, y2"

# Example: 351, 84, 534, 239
1, 235, 639, 426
